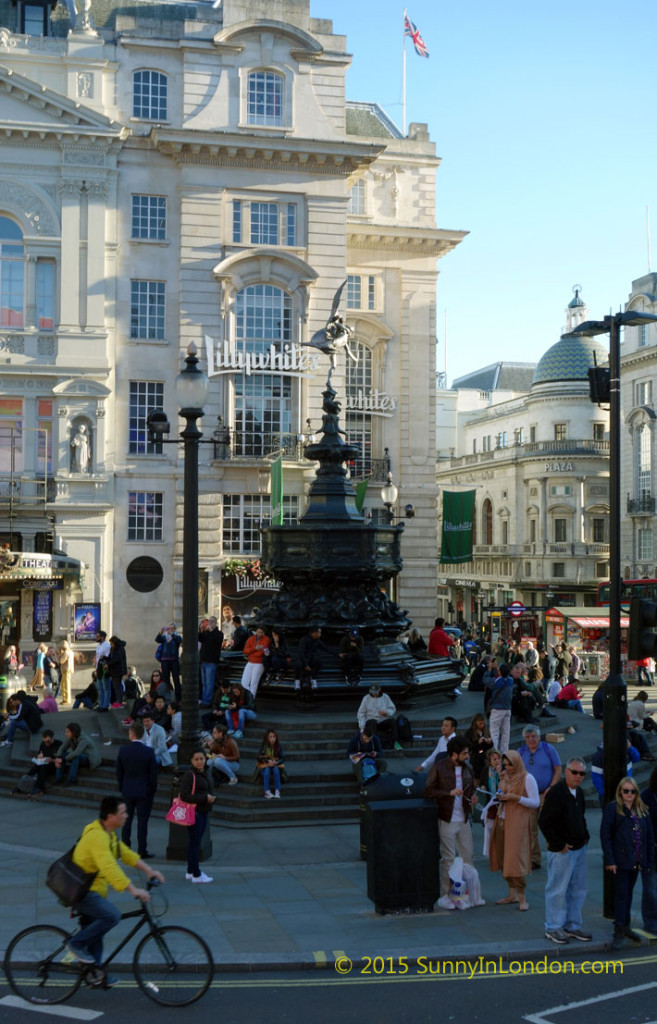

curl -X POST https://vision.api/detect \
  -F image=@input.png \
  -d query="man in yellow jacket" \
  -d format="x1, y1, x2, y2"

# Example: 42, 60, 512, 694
68, 795, 164, 966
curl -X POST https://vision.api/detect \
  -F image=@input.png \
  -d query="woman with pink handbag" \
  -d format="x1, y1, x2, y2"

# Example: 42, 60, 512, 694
179, 750, 216, 884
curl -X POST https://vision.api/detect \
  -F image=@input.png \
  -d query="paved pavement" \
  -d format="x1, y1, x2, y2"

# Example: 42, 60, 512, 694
2, 679, 656, 971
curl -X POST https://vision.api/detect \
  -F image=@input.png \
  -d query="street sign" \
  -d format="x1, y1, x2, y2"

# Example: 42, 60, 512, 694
507, 601, 526, 617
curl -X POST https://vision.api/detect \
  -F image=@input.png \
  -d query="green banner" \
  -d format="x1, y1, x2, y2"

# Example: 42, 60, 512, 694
440, 490, 476, 564
270, 455, 283, 525
354, 478, 369, 514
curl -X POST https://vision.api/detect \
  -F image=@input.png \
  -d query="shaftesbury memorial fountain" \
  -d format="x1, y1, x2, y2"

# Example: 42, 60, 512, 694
252, 285, 455, 699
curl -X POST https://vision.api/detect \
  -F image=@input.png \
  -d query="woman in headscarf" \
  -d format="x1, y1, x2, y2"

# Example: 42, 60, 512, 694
489, 749, 539, 911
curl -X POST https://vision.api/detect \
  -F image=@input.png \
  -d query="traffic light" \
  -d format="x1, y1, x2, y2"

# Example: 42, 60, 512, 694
628, 596, 657, 659
588, 365, 610, 404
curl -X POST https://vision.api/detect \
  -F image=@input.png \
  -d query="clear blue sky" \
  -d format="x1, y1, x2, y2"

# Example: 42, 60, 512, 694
324, 0, 657, 383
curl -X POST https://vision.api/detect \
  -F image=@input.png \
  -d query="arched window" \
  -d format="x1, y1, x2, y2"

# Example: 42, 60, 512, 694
345, 340, 373, 477
132, 70, 168, 121
482, 498, 493, 545
233, 285, 292, 456
0, 216, 24, 328
247, 71, 283, 126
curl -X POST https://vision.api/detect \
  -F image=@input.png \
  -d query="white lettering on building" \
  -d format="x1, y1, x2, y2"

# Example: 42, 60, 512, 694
344, 389, 398, 417
205, 336, 319, 378
544, 462, 574, 472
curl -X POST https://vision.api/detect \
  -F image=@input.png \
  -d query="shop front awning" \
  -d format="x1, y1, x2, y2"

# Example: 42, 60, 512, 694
0, 550, 83, 585
546, 606, 628, 629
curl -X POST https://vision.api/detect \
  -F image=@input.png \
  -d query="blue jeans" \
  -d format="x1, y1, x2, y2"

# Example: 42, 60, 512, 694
74, 891, 122, 964
208, 757, 239, 781
6, 719, 30, 743
200, 663, 217, 705
97, 674, 111, 710
642, 868, 657, 932
545, 845, 588, 932
638, 666, 654, 686
613, 867, 639, 930
567, 699, 584, 713
55, 753, 89, 783
237, 708, 257, 731
262, 765, 281, 792
187, 810, 209, 877
73, 696, 94, 709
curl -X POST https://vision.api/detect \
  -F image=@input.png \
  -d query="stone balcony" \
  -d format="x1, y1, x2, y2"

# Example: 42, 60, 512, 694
444, 438, 609, 469
0, 331, 56, 362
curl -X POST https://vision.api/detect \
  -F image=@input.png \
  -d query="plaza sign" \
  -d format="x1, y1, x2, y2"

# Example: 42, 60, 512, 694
205, 336, 319, 379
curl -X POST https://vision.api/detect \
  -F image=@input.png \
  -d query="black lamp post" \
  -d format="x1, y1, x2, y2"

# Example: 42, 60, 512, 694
572, 309, 657, 916
147, 343, 210, 853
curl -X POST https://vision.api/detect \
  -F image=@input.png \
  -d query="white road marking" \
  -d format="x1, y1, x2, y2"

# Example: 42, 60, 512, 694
0, 995, 103, 1019
523, 980, 657, 1024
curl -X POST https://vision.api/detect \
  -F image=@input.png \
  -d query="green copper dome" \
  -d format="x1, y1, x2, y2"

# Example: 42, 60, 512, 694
532, 333, 608, 385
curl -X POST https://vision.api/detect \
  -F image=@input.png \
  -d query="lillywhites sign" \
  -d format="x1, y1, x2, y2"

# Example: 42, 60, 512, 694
440, 490, 476, 565
345, 389, 398, 418
205, 336, 319, 378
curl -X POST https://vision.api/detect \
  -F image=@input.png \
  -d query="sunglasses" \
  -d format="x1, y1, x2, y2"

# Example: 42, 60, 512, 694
621, 788, 637, 795
567, 768, 585, 777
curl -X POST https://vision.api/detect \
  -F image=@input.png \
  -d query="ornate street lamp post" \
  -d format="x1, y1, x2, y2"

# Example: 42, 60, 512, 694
147, 343, 210, 860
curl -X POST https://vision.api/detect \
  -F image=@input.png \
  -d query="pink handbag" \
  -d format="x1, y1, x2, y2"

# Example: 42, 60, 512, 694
166, 772, 196, 826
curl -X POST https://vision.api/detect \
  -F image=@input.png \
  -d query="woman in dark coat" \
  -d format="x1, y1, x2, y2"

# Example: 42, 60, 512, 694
107, 636, 127, 705
601, 776, 656, 948
641, 766, 657, 935
179, 749, 216, 884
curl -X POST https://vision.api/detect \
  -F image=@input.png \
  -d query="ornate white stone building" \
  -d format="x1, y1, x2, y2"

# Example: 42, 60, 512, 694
621, 272, 657, 579
436, 291, 611, 632
0, 0, 465, 664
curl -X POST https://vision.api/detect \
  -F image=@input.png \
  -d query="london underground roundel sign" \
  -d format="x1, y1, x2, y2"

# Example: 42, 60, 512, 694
508, 601, 526, 617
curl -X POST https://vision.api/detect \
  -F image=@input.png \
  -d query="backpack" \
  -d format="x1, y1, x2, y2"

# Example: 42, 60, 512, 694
14, 773, 36, 795
124, 674, 144, 700
396, 714, 413, 746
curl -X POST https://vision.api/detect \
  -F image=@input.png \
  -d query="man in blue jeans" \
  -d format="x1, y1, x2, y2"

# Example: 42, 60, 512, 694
68, 796, 164, 974
538, 757, 591, 945
198, 617, 224, 706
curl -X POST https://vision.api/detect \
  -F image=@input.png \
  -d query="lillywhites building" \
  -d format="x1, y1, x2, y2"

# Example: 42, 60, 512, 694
0, 0, 465, 664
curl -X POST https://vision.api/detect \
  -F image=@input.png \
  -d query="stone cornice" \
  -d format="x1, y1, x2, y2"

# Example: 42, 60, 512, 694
149, 127, 383, 175
348, 222, 468, 257
621, 347, 657, 370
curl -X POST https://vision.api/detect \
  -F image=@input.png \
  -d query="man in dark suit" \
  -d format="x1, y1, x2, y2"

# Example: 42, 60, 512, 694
116, 721, 158, 858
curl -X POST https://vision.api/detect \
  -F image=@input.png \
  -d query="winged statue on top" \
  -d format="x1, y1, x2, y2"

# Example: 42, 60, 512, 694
306, 279, 358, 386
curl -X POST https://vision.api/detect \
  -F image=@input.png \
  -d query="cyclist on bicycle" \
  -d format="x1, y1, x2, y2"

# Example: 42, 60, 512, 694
67, 795, 165, 966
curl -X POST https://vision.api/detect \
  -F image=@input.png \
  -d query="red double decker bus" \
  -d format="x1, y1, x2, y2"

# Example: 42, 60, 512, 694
597, 578, 657, 607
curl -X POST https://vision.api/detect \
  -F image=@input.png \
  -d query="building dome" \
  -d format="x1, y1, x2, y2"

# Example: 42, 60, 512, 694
532, 332, 608, 386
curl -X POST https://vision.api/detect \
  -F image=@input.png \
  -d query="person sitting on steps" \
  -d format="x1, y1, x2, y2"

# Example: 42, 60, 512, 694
339, 628, 364, 686
294, 626, 330, 691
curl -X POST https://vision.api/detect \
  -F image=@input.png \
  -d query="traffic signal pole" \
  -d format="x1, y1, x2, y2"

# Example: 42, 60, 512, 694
603, 315, 627, 919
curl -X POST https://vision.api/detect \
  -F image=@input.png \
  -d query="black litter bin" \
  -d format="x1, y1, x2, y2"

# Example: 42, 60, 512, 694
360, 771, 439, 915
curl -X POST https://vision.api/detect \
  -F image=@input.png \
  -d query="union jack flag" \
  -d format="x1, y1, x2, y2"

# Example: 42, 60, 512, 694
404, 12, 429, 58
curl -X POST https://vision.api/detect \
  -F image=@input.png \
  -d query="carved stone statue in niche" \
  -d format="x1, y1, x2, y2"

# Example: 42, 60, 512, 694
70, 422, 92, 473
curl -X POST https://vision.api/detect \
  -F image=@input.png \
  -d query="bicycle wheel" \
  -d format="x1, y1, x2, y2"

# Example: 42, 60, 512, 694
4, 925, 82, 1005
133, 925, 213, 1006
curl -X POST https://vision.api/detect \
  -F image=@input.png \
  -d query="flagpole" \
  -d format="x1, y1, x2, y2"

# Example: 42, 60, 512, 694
402, 9, 407, 136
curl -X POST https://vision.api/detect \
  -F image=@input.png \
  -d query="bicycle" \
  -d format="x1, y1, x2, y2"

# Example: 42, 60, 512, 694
3, 879, 213, 1007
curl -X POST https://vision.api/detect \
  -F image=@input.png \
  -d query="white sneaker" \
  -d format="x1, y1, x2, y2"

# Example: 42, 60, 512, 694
294, 680, 300, 690
228, 777, 238, 785
191, 872, 213, 883
0, 740, 12, 747
264, 790, 274, 799
452, 688, 462, 696
274, 790, 281, 798
185, 872, 193, 880
311, 679, 318, 690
